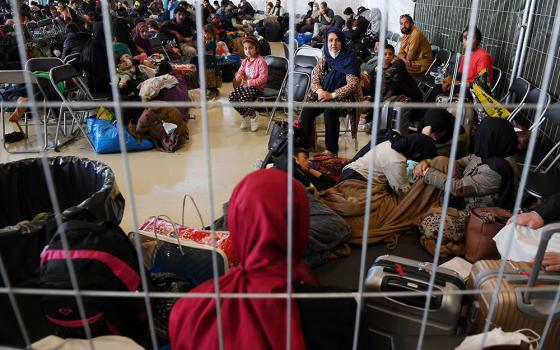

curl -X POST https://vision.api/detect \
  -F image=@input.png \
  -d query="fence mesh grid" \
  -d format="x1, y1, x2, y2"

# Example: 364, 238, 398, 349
0, 0, 560, 349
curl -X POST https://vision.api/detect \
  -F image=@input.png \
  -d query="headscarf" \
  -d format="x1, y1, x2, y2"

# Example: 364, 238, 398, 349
474, 117, 517, 209
132, 22, 154, 55
169, 169, 317, 350
421, 108, 464, 144
322, 27, 360, 92
112, 17, 139, 55
92, 21, 106, 47
391, 133, 437, 162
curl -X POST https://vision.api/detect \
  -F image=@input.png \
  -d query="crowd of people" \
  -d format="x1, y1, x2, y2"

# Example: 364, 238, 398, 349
1, 1, 559, 348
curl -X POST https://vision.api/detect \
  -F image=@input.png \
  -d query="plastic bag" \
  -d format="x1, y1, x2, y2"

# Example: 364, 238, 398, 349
493, 223, 560, 261
87, 117, 154, 154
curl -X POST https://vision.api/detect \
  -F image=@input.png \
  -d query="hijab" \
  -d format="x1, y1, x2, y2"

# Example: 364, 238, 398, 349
474, 117, 517, 209
132, 22, 154, 55
322, 27, 360, 92
391, 132, 437, 162
112, 17, 139, 55
421, 108, 465, 144
169, 169, 317, 350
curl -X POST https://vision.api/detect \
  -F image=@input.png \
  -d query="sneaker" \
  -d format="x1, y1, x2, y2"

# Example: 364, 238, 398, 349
250, 116, 259, 132
240, 117, 250, 129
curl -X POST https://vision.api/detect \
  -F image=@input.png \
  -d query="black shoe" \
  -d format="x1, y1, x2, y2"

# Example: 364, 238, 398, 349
5, 131, 24, 143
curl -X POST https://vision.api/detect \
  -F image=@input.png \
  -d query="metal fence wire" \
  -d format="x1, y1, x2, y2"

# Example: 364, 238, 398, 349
1, 0, 560, 349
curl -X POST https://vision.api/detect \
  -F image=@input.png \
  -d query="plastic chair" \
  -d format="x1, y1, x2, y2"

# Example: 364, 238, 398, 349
48, 64, 95, 151
259, 56, 289, 115
500, 77, 530, 122
491, 66, 502, 95
294, 54, 318, 76
0, 70, 49, 153
295, 46, 323, 59
524, 103, 560, 199
265, 71, 311, 134
415, 49, 452, 101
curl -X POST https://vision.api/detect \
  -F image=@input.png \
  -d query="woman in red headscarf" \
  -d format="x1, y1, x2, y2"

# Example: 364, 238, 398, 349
169, 169, 367, 349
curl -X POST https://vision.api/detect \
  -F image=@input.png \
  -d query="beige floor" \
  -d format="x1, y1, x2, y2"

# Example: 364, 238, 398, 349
1, 43, 370, 232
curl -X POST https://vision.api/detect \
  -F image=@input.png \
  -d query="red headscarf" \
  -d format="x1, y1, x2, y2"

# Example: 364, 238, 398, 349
169, 169, 317, 350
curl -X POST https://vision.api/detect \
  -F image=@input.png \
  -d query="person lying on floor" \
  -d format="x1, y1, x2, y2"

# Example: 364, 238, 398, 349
511, 191, 560, 272
169, 169, 368, 350
340, 131, 437, 195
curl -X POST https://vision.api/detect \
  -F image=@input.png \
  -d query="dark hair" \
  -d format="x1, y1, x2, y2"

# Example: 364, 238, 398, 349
460, 25, 482, 45
384, 44, 395, 54
295, 148, 309, 157
157, 61, 173, 76
115, 7, 127, 17
203, 24, 215, 37
343, 7, 353, 16
400, 13, 413, 24
174, 7, 187, 15
308, 1, 314, 7
65, 22, 79, 33
148, 20, 160, 30
320, 2, 327, 8
345, 18, 354, 29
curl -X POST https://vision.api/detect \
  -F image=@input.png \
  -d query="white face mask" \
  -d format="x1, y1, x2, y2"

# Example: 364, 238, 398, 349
53, 49, 61, 57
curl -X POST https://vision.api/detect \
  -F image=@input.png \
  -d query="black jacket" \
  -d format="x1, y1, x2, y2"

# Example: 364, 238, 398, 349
62, 32, 92, 59
535, 192, 560, 224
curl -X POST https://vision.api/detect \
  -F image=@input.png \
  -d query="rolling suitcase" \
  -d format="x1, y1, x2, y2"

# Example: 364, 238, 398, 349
467, 223, 560, 350
365, 255, 467, 349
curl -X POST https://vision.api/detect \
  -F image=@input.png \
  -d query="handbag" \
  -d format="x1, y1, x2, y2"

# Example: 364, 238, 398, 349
134, 195, 236, 286
464, 207, 511, 262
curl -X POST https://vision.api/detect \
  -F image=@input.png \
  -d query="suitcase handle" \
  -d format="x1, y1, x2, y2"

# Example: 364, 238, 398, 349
524, 222, 560, 303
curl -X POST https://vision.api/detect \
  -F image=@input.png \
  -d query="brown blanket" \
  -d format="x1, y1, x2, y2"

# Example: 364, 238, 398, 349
320, 158, 453, 248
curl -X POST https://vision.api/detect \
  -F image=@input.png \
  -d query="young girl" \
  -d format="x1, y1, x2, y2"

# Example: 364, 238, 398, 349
228, 36, 268, 132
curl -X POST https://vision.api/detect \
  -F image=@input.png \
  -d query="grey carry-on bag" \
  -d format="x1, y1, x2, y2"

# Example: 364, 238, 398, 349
365, 255, 468, 349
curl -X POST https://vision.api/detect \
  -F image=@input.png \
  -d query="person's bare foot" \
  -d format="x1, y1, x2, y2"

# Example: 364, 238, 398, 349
8, 97, 28, 122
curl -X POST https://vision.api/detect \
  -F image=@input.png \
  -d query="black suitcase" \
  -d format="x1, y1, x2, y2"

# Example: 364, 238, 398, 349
364, 255, 468, 350
219, 60, 241, 83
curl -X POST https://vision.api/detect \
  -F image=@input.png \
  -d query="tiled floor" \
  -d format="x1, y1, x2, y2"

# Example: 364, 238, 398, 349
1, 43, 370, 232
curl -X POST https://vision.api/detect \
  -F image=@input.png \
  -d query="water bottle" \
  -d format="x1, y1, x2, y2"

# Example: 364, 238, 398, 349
434, 63, 446, 84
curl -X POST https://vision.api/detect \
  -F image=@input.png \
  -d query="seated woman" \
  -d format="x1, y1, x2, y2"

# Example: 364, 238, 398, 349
169, 169, 368, 349
413, 117, 517, 211
112, 17, 141, 56
299, 27, 361, 157
132, 22, 155, 56
426, 25, 492, 102
62, 22, 91, 59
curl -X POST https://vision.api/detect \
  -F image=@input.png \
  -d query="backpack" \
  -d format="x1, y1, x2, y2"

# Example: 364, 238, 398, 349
39, 219, 149, 345
258, 38, 271, 56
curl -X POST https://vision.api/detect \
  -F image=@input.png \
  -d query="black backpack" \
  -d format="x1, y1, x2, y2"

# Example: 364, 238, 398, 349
39, 220, 149, 344
258, 38, 271, 56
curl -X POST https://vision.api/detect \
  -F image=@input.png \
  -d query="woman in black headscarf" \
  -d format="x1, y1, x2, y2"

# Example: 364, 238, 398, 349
420, 108, 469, 158
81, 21, 111, 96
112, 17, 141, 56
415, 116, 518, 210
299, 27, 361, 157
